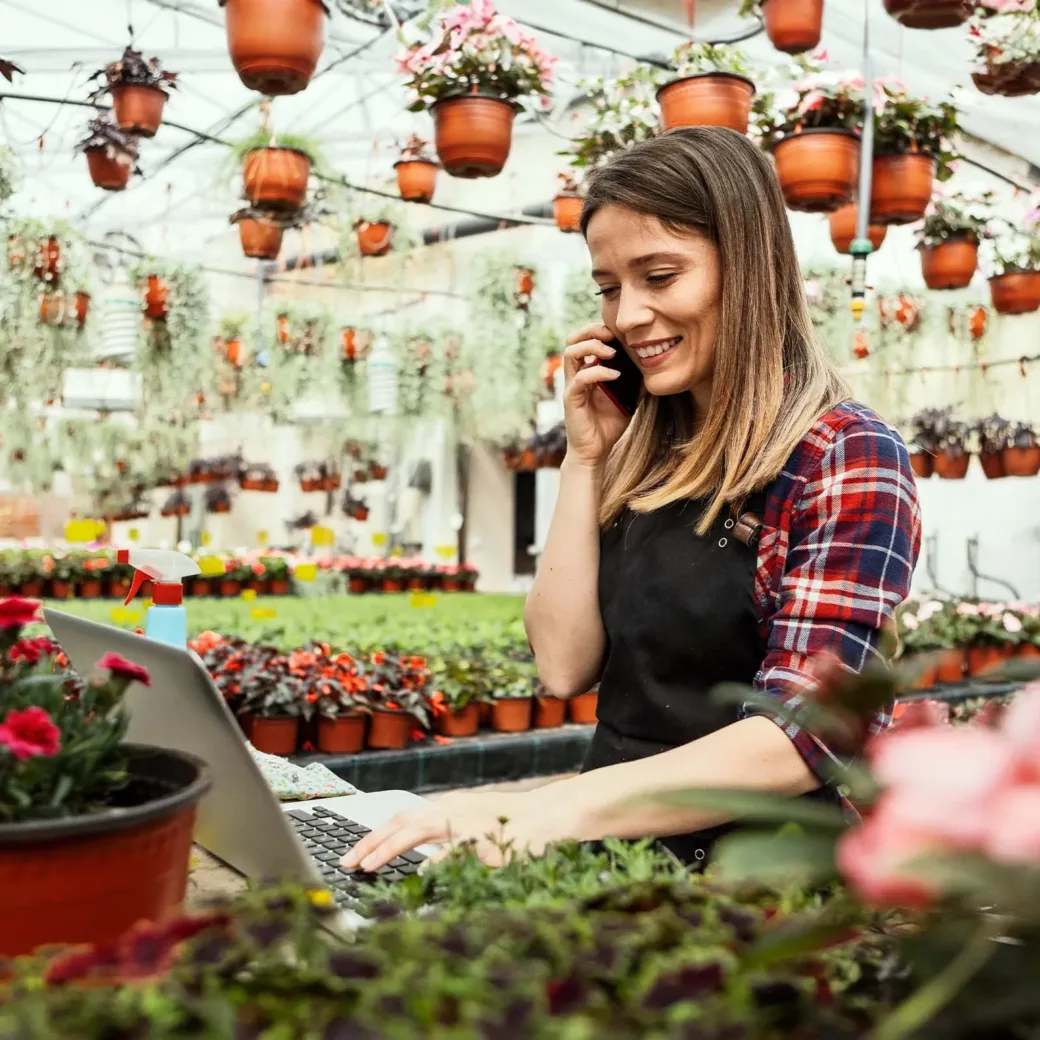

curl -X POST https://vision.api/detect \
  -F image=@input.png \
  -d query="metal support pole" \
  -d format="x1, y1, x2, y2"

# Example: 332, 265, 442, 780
850, 4, 875, 327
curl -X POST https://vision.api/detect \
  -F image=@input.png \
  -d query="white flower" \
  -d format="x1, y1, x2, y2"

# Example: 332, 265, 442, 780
1003, 612, 1024, 633
902, 613, 920, 630
957, 602, 981, 616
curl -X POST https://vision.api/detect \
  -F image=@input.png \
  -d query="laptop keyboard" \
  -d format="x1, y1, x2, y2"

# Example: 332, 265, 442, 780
286, 806, 425, 897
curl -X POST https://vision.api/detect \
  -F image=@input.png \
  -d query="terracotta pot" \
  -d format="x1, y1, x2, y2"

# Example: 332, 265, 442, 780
221, 0, 327, 95
394, 159, 438, 202
934, 651, 965, 685
989, 271, 1040, 315
209, 503, 231, 515
0, 746, 209, 958
442, 578, 461, 592
828, 203, 886, 254
968, 645, 1005, 678
1003, 445, 1040, 477
269, 579, 290, 595
351, 508, 370, 522
870, 152, 935, 225
568, 690, 599, 724
933, 450, 970, 480
534, 696, 567, 729
144, 274, 168, 320
762, 0, 824, 53
967, 305, 987, 341
882, 0, 972, 29
515, 266, 535, 299
909, 659, 938, 690
74, 290, 91, 327
382, 579, 403, 594
405, 577, 425, 592
491, 697, 533, 733
220, 580, 242, 597
1016, 644, 1040, 660
111, 83, 167, 136
33, 236, 61, 280
909, 452, 933, 479
317, 714, 366, 754
238, 217, 283, 260
919, 238, 978, 291
50, 580, 71, 600
78, 579, 103, 599
432, 95, 515, 178
341, 327, 358, 361
108, 578, 132, 601
979, 451, 1005, 480
367, 710, 411, 750
972, 61, 1040, 98
190, 579, 211, 597
369, 464, 388, 480
355, 220, 393, 257
656, 73, 756, 134
348, 578, 368, 595
85, 146, 132, 191
247, 579, 269, 595
436, 704, 479, 738
553, 194, 583, 233
773, 129, 860, 213
38, 292, 65, 326
250, 717, 300, 756
243, 147, 311, 211
542, 352, 564, 392
19, 581, 43, 599
224, 338, 244, 367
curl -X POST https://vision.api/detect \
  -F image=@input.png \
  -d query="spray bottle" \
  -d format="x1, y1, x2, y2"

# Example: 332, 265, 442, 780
117, 549, 201, 649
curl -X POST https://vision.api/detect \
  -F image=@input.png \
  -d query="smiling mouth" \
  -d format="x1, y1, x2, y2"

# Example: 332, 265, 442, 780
632, 336, 682, 365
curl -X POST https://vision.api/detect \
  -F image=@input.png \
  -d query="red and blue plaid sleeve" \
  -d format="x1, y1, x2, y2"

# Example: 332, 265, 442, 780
742, 411, 922, 781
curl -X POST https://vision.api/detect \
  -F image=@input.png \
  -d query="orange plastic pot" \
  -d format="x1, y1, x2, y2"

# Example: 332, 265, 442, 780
978, 451, 1005, 480
317, 714, 367, 754
1017, 644, 1040, 660
219, 580, 241, 597
243, 148, 311, 212
74, 290, 91, 327
568, 690, 599, 724
543, 352, 564, 391
0, 746, 210, 958
491, 697, 533, 733
516, 266, 535, 298
553, 194, 583, 233
432, 95, 515, 178
395, 159, 438, 202
38, 292, 65, 326
870, 152, 935, 225
436, 704, 480, 738
144, 274, 168, 320
341, 327, 358, 361
238, 217, 283, 260
190, 579, 211, 597
383, 579, 403, 594
33, 236, 61, 280
656, 73, 756, 133
224, 338, 243, 367
270, 579, 290, 595
968, 645, 1005, 678
828, 203, 887, 254
762, 0, 824, 53
111, 83, 168, 137
1003, 445, 1040, 477
367, 710, 411, 750
86, 146, 132, 191
773, 129, 860, 213
989, 272, 1040, 315
934, 450, 970, 480
220, 0, 327, 95
356, 220, 393, 257
934, 651, 965, 685
19, 581, 43, 599
250, 717, 299, 756
78, 580, 102, 599
534, 696, 567, 729
882, 0, 972, 29
50, 580, 71, 600
348, 578, 368, 595
919, 238, 977, 291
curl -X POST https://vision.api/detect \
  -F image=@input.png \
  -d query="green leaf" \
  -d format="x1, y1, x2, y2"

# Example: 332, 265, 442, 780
742, 907, 861, 971
655, 787, 849, 831
712, 829, 839, 887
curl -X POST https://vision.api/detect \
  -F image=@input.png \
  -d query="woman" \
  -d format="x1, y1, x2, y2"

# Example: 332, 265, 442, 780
344, 127, 921, 873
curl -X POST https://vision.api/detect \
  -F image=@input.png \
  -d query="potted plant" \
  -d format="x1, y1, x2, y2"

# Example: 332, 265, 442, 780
396, 1, 557, 178
934, 417, 971, 480
489, 677, 533, 733
0, 599, 210, 956
204, 483, 232, 515
393, 134, 438, 203
365, 651, 431, 749
871, 81, 959, 225
971, 3, 1040, 96
89, 45, 177, 137
142, 272, 168, 320
827, 202, 887, 254
987, 228, 1040, 314
32, 235, 62, 281
240, 462, 278, 493
295, 462, 323, 493
914, 191, 994, 290
261, 556, 291, 596
239, 663, 304, 757
316, 674, 370, 754
739, 0, 824, 54
343, 494, 369, 523
354, 201, 396, 257
160, 489, 192, 518
883, 0, 973, 29
1005, 420, 1040, 477
972, 413, 1012, 479
219, 0, 328, 96
231, 209, 283, 260
235, 131, 320, 212
217, 313, 247, 367
73, 288, 91, 326
429, 659, 485, 738
568, 688, 599, 724
656, 42, 758, 134
533, 683, 567, 729
75, 117, 138, 192
552, 170, 584, 233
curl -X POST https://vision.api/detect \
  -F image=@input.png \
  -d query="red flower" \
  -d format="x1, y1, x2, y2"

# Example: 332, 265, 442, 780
8, 636, 51, 665
0, 706, 61, 760
98, 652, 152, 687
371, 651, 386, 666
0, 596, 41, 630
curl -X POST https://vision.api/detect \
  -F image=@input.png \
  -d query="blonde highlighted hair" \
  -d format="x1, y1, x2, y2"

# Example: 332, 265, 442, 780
581, 127, 850, 534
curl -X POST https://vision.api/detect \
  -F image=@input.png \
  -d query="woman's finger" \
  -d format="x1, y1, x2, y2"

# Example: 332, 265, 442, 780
563, 338, 615, 375
342, 810, 437, 868
565, 323, 613, 348
343, 819, 445, 873
566, 365, 621, 399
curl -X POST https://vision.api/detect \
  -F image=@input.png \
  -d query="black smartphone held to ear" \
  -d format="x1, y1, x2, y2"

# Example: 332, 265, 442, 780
596, 339, 643, 417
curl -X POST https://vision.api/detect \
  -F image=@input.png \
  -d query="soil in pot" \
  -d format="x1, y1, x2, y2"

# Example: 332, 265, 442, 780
238, 217, 283, 260
773, 130, 860, 212
1002, 445, 1040, 477
437, 704, 480, 738
432, 95, 515, 178
111, 83, 168, 137
491, 697, 533, 733
909, 452, 933, 479
243, 147, 312, 211
989, 272, 1040, 315
828, 203, 887, 254
656, 73, 756, 134
870, 153, 935, 225
568, 690, 599, 724
883, 0, 972, 30
534, 696, 567, 729
762, 0, 824, 53
968, 645, 1005, 678
86, 147, 132, 191
979, 451, 1005, 480
934, 450, 970, 480
553, 194, 583, 233
0, 745, 210, 957
356, 220, 393, 257
919, 239, 978, 290
935, 651, 965, 685
317, 714, 366, 754
395, 159, 438, 202
367, 710, 412, 750
222, 0, 327, 96
250, 717, 300, 756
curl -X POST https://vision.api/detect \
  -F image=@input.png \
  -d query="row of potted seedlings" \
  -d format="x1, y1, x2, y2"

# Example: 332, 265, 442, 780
907, 409, 1040, 480
320, 557, 479, 594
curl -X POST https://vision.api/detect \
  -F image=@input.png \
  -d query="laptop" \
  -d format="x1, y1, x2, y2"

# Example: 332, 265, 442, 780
44, 609, 439, 906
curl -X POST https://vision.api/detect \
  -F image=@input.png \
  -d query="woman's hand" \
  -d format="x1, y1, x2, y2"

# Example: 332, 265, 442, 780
563, 323, 632, 471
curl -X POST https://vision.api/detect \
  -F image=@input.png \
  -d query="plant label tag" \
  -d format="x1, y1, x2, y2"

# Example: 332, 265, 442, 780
294, 563, 317, 582
241, 588, 257, 602
200, 531, 212, 547
256, 530, 268, 546
110, 607, 142, 625
65, 519, 98, 543
311, 526, 334, 547
250, 607, 277, 620
197, 555, 226, 577
371, 532, 388, 547
409, 592, 436, 609
434, 544, 456, 559
128, 528, 140, 542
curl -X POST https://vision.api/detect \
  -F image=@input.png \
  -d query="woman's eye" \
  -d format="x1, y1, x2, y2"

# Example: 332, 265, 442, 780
647, 273, 676, 286
594, 286, 620, 299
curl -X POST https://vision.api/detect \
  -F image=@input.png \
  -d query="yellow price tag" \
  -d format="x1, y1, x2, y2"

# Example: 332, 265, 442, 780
241, 588, 257, 602
409, 592, 437, 609
434, 544, 456, 560
197, 555, 226, 577
371, 532, 388, 547
311, 526, 335, 547
294, 563, 317, 582
128, 528, 140, 542
65, 519, 98, 543
200, 531, 212, 547
110, 607, 142, 625
250, 607, 277, 620
256, 530, 268, 547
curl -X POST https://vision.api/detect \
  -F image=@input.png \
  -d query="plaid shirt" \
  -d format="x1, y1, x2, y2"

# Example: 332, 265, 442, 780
739, 401, 922, 782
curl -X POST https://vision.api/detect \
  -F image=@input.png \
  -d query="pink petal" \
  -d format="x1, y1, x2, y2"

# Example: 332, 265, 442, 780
984, 783, 1040, 863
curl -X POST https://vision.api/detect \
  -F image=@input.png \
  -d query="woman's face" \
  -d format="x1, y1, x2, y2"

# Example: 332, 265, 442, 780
586, 204, 721, 411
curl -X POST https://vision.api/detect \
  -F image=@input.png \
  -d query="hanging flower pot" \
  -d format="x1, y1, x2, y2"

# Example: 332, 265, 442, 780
369, 463, 387, 480
436, 704, 479, 738
542, 353, 564, 391
828, 204, 887, 254
934, 449, 970, 480
909, 452, 933, 479
772, 130, 860, 212
515, 266, 535, 307
220, 0, 328, 96
978, 451, 1005, 480
870, 152, 935, 225
317, 714, 366, 754
972, 62, 1040, 99
38, 292, 65, 326
968, 305, 987, 341
657, 73, 756, 134
394, 159, 438, 202
250, 717, 299, 756
143, 274, 168, 320
568, 690, 599, 724
111, 83, 168, 137
237, 216, 283, 260
878, 293, 920, 332
553, 194, 583, 233
1002, 445, 1040, 477
341, 326, 358, 361
33, 236, 62, 281
367, 709, 411, 750
431, 96, 516, 179
355, 220, 393, 257
761, 0, 824, 53
919, 238, 978, 291
85, 146, 132, 191
73, 291, 91, 327
242, 147, 311, 211
883, 0, 972, 30
533, 696, 566, 729
989, 272, 1040, 315
491, 697, 533, 733
276, 313, 291, 345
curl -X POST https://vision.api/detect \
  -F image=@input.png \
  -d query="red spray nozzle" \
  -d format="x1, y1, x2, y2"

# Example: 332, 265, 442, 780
124, 570, 148, 607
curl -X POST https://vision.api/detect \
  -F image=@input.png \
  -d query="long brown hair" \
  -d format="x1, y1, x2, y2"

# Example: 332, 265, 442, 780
581, 127, 849, 534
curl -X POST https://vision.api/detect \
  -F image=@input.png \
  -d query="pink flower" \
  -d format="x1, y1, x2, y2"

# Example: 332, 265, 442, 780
984, 784, 1040, 862
0, 706, 61, 761
98, 651, 152, 686
0, 596, 41, 630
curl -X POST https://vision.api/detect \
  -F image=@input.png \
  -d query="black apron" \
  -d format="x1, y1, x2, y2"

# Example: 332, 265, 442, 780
583, 493, 837, 865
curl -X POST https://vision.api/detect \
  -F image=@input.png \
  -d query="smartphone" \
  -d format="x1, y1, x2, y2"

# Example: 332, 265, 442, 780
597, 338, 643, 417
